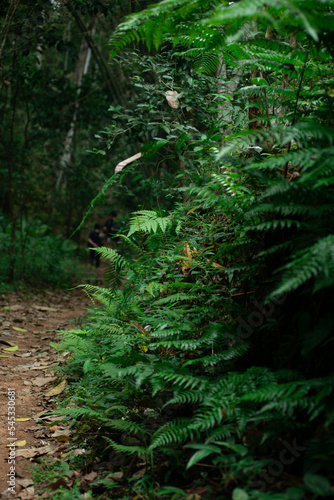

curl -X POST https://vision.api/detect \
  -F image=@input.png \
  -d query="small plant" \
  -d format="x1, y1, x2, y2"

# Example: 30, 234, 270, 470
32, 458, 70, 485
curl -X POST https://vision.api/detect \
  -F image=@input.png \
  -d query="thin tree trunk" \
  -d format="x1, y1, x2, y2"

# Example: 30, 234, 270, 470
0, 0, 20, 60
217, 58, 243, 139
64, 20, 71, 72
65, 3, 125, 104
57, 28, 94, 190
49, 25, 94, 224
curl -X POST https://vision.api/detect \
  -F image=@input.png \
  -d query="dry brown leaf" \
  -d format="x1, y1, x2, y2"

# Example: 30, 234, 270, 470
83, 471, 98, 481
115, 152, 142, 174
52, 429, 70, 437
49, 425, 60, 432
31, 364, 58, 370
165, 90, 181, 108
105, 471, 124, 481
210, 261, 226, 269
17, 486, 35, 499
32, 376, 57, 387
16, 479, 34, 488
15, 444, 57, 458
44, 379, 67, 397
182, 243, 197, 273
32, 305, 58, 312
0, 339, 14, 346
38, 414, 67, 422
9, 304, 24, 311
71, 448, 86, 457
45, 478, 69, 491
56, 435, 72, 442
132, 468, 146, 478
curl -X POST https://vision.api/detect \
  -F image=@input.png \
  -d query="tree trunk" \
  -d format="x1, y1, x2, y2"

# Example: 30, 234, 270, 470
48, 27, 94, 225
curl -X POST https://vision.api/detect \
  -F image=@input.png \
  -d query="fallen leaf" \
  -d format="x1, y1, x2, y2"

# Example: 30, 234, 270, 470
52, 429, 70, 437
0, 355, 9, 357
44, 379, 67, 397
12, 440, 27, 446
132, 468, 146, 478
16, 444, 57, 458
70, 448, 86, 457
8, 304, 24, 311
3, 345, 18, 352
56, 435, 72, 442
83, 471, 98, 481
0, 339, 13, 346
106, 471, 124, 480
37, 414, 67, 422
182, 243, 197, 273
12, 327, 27, 332
15, 418, 32, 422
32, 377, 57, 387
31, 364, 57, 370
211, 261, 226, 269
16, 362, 41, 369
46, 477, 69, 491
49, 425, 60, 431
17, 486, 35, 499
16, 479, 34, 488
32, 305, 58, 312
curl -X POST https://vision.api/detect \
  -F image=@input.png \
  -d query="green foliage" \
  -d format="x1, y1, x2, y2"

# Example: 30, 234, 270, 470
0, 215, 83, 286
53, 0, 334, 498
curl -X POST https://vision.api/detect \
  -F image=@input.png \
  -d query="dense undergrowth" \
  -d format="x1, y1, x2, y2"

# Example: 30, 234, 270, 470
47, 0, 334, 499
0, 214, 86, 288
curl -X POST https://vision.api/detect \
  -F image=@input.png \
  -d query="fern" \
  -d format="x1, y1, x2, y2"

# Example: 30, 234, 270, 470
56, 1, 334, 496
128, 210, 172, 236
104, 436, 146, 456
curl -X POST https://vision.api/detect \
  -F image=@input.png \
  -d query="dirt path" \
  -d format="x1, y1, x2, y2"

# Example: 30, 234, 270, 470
0, 283, 96, 498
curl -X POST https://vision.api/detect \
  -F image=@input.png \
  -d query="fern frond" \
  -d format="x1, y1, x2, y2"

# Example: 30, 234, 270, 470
184, 343, 249, 367
104, 436, 146, 456
128, 210, 172, 236
270, 235, 334, 298
149, 420, 198, 450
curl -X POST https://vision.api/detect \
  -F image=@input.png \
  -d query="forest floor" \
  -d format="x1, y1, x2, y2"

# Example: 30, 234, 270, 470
0, 266, 104, 499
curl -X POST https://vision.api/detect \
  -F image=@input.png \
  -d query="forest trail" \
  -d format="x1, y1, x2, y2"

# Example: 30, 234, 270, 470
0, 277, 100, 498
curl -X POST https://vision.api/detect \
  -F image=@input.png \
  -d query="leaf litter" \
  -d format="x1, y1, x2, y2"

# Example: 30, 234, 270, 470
0, 288, 93, 498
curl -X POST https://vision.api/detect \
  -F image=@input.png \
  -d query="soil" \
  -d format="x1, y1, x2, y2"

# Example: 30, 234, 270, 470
0, 268, 104, 499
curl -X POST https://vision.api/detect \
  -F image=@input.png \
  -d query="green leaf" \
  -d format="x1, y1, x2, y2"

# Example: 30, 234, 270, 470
232, 488, 249, 500
214, 441, 248, 456
304, 473, 331, 496
286, 487, 306, 500
83, 359, 91, 373
186, 449, 216, 470
141, 139, 168, 159
185, 443, 222, 453
49, 342, 61, 350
